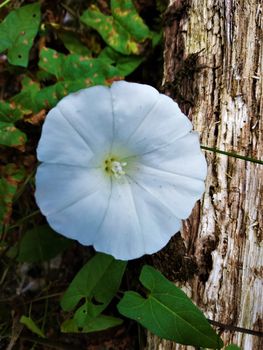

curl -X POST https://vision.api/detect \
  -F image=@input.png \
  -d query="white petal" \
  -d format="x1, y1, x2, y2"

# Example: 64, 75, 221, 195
110, 81, 160, 153
126, 93, 193, 154
57, 86, 113, 155
94, 177, 181, 260
37, 108, 94, 166
36, 164, 111, 244
141, 132, 207, 180
130, 163, 205, 219
35, 163, 106, 216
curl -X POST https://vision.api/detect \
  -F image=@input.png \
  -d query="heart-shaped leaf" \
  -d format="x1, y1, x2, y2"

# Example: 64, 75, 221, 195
0, 3, 41, 67
118, 265, 223, 349
61, 253, 127, 318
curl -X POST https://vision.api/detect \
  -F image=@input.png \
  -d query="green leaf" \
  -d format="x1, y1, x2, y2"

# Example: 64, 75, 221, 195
81, 0, 160, 56
0, 3, 41, 67
0, 164, 25, 233
38, 49, 120, 108
225, 345, 241, 350
81, 5, 137, 55
117, 265, 223, 349
58, 32, 91, 55
39, 47, 120, 82
0, 121, 27, 149
61, 253, 127, 319
61, 314, 123, 333
11, 76, 41, 115
20, 315, 45, 338
60, 254, 126, 333
81, 2, 152, 55
0, 100, 23, 122
99, 46, 143, 76
10, 48, 121, 114
111, 0, 151, 41
17, 225, 72, 262
38, 47, 64, 78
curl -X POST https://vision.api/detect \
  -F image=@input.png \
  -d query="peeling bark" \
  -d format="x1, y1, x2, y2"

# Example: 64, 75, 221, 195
147, 1, 263, 349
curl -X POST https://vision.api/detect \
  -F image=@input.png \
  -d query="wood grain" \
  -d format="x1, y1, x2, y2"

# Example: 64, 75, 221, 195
147, 1, 263, 348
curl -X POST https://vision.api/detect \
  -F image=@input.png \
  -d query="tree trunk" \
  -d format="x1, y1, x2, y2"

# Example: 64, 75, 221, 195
147, 0, 262, 349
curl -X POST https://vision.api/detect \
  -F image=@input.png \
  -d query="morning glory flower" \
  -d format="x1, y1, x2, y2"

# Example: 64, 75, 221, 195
35, 81, 207, 260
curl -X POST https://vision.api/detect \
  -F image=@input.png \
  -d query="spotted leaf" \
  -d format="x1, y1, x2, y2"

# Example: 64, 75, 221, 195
0, 3, 41, 67
0, 164, 25, 233
0, 121, 27, 149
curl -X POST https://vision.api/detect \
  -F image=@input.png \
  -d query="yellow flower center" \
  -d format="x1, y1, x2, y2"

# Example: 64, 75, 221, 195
104, 157, 127, 179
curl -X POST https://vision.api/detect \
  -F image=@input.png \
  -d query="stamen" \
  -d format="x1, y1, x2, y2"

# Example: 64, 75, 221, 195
111, 161, 127, 178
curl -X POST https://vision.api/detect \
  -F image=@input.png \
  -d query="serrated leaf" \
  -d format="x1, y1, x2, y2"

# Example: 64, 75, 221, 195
20, 316, 45, 338
60, 253, 127, 319
99, 46, 143, 76
17, 225, 72, 262
61, 314, 123, 333
0, 164, 25, 233
0, 121, 27, 149
0, 3, 41, 67
118, 265, 223, 349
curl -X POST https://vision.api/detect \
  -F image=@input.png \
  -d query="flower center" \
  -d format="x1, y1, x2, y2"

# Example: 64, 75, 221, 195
104, 157, 127, 179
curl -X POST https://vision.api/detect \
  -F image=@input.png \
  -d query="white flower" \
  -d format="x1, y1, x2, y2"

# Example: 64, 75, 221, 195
35, 81, 207, 260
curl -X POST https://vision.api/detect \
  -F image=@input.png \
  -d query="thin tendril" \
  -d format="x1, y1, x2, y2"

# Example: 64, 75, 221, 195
201, 145, 263, 165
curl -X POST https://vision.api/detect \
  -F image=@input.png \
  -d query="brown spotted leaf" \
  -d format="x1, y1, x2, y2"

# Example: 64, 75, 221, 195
111, 0, 151, 41
10, 46, 123, 115
0, 121, 27, 150
11, 76, 41, 115
80, 1, 154, 55
0, 164, 25, 233
0, 100, 23, 123
12, 48, 121, 112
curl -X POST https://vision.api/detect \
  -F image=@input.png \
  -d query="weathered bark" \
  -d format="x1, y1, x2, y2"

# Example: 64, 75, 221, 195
147, 0, 262, 349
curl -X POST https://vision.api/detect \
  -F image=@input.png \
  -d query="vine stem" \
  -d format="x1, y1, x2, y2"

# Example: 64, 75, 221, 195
201, 145, 263, 165
208, 319, 263, 337
0, 0, 12, 9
